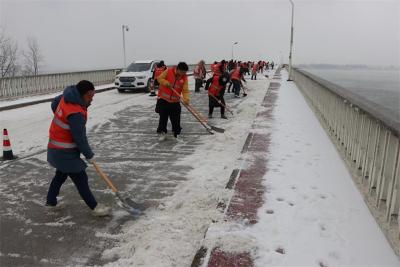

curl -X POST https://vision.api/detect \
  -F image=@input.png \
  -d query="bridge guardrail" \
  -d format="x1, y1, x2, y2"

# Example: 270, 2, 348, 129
0, 69, 117, 100
0, 64, 211, 100
291, 67, 400, 255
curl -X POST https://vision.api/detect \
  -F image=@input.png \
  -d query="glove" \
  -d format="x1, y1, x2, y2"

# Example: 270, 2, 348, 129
86, 157, 94, 164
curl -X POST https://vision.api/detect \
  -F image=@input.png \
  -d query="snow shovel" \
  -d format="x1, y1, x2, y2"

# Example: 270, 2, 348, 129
241, 85, 248, 97
91, 160, 143, 215
169, 87, 225, 133
208, 93, 234, 115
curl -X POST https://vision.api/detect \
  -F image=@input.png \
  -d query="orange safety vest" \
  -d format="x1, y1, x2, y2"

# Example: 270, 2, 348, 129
211, 63, 222, 76
48, 97, 87, 149
157, 67, 187, 103
154, 66, 167, 79
231, 68, 242, 81
252, 64, 258, 71
209, 76, 223, 96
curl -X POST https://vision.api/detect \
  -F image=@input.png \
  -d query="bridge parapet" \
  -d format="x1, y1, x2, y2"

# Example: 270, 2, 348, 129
292, 67, 400, 256
0, 64, 208, 100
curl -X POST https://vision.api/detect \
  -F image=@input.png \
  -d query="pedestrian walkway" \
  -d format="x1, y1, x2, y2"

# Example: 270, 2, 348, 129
198, 69, 399, 266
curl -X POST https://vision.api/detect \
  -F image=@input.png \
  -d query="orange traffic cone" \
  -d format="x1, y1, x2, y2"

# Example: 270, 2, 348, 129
2, 129, 16, 160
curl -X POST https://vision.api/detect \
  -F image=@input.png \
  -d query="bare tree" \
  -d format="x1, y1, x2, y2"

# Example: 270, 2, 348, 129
22, 37, 44, 76
0, 31, 19, 78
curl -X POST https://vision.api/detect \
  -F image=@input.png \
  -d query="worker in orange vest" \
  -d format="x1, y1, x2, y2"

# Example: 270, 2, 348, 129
46, 80, 110, 216
149, 60, 167, 96
193, 60, 206, 93
251, 62, 258, 80
208, 74, 229, 119
156, 62, 189, 141
230, 66, 247, 97
205, 60, 226, 92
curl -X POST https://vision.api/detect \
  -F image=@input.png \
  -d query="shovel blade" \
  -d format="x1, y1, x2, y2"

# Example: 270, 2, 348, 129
210, 125, 225, 133
116, 192, 144, 216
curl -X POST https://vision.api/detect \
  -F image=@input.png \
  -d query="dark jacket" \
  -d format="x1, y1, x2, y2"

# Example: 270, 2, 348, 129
47, 86, 94, 173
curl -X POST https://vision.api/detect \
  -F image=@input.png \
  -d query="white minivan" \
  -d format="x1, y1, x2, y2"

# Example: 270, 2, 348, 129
115, 60, 160, 93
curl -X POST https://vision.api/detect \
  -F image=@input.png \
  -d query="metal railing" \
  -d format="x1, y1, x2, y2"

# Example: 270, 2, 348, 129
291, 67, 400, 255
0, 63, 211, 100
0, 69, 117, 99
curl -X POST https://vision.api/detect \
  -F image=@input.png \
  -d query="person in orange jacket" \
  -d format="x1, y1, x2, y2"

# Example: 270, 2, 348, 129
251, 62, 258, 80
193, 60, 206, 93
46, 80, 110, 216
208, 74, 229, 119
149, 60, 167, 96
155, 62, 189, 141
230, 66, 247, 97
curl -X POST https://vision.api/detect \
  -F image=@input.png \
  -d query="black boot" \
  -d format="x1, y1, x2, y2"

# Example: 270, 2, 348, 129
221, 114, 228, 119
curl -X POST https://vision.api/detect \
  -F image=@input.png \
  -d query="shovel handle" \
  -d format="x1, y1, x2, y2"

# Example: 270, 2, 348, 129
91, 160, 118, 193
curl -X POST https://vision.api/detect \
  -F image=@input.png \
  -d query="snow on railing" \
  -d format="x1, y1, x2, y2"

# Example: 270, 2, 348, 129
292, 67, 400, 255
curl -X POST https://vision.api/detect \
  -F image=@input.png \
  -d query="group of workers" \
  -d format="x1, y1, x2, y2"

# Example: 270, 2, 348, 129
45, 59, 271, 216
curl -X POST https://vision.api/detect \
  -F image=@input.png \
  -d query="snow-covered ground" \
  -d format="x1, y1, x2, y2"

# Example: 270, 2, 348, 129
1, 70, 398, 266
203, 71, 400, 267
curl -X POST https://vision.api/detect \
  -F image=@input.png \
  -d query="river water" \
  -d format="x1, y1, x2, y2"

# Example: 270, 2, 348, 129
300, 67, 400, 122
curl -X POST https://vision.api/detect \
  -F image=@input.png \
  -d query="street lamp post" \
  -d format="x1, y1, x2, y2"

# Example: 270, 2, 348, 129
122, 25, 129, 68
287, 0, 294, 81
231, 42, 238, 60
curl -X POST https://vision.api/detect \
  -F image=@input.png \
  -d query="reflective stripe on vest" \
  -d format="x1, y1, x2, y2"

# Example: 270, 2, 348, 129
159, 91, 180, 101
49, 138, 77, 148
48, 96, 87, 150
52, 117, 70, 129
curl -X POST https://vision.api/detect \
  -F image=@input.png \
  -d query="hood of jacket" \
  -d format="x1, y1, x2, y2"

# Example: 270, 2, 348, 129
62, 85, 87, 107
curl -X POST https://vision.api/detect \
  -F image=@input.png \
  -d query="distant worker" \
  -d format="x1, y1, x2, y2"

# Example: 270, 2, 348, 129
208, 74, 229, 119
251, 62, 258, 80
193, 60, 206, 93
205, 60, 226, 92
46, 80, 111, 216
156, 62, 190, 141
149, 60, 167, 96
231, 66, 247, 98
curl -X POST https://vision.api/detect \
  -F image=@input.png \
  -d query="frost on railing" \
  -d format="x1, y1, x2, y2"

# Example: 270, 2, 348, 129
292, 67, 400, 256
0, 69, 118, 100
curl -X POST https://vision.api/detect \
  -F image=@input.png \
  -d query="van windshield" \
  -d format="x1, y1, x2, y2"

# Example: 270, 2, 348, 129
127, 63, 151, 72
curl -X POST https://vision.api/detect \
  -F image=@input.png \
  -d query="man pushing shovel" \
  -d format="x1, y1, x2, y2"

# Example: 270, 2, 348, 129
45, 80, 111, 216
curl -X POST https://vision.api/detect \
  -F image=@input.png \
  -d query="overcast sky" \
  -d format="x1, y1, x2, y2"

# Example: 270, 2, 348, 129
1, 0, 399, 73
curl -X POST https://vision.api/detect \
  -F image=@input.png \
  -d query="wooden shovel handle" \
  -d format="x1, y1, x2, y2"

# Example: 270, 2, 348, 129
91, 160, 118, 193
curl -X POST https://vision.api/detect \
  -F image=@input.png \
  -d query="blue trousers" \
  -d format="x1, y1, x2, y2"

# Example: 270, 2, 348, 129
46, 170, 97, 209
232, 80, 241, 96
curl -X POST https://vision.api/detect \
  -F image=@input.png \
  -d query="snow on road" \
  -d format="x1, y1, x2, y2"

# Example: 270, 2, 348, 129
1, 69, 398, 266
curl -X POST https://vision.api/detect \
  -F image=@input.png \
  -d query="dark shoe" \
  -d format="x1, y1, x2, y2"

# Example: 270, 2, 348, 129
45, 202, 66, 211
149, 92, 156, 96
221, 115, 228, 119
